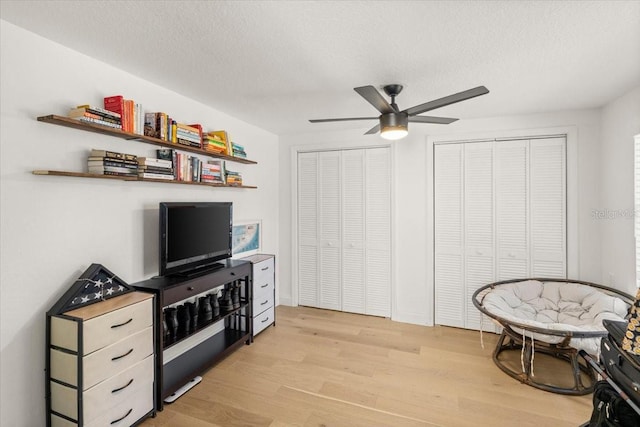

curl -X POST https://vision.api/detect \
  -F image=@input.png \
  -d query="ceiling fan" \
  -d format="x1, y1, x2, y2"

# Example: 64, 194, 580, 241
309, 84, 489, 140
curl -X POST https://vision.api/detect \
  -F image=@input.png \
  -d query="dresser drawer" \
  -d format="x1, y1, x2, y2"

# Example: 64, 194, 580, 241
253, 257, 275, 288
84, 387, 154, 427
50, 355, 154, 423
254, 276, 274, 300
50, 327, 153, 390
253, 292, 274, 316
51, 414, 76, 427
253, 306, 274, 336
50, 293, 153, 354
163, 264, 251, 306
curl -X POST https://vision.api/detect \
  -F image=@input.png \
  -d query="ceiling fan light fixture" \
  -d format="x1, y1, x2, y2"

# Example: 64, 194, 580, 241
380, 112, 408, 140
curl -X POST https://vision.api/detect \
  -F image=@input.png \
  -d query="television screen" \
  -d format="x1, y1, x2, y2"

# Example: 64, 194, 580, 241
159, 202, 233, 276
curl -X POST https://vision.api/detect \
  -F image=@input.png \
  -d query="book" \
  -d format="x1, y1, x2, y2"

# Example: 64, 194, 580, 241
158, 113, 168, 141
138, 172, 175, 180
144, 113, 160, 138
88, 165, 138, 175
69, 108, 121, 124
89, 149, 124, 160
88, 159, 138, 170
156, 148, 175, 162
156, 149, 178, 179
137, 157, 173, 168
134, 102, 144, 136
76, 104, 121, 119
87, 156, 138, 165
124, 99, 134, 133
90, 149, 137, 162
72, 116, 122, 129
89, 170, 138, 177
138, 165, 174, 174
103, 95, 124, 115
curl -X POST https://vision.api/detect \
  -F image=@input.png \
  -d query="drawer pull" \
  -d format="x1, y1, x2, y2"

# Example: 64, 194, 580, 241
111, 378, 134, 393
187, 286, 194, 291
260, 300, 269, 306
260, 284, 269, 288
111, 348, 133, 361
110, 408, 132, 425
261, 317, 270, 323
261, 266, 269, 271
110, 318, 133, 329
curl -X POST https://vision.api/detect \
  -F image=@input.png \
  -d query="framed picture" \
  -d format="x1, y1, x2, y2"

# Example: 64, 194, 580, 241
232, 220, 261, 257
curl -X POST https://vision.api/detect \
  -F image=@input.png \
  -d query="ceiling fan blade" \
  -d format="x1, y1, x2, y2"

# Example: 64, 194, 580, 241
309, 117, 378, 123
403, 86, 489, 116
364, 124, 380, 135
354, 86, 394, 114
409, 116, 459, 124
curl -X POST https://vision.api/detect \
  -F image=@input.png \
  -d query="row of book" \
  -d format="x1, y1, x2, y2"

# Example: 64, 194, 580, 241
67, 96, 249, 159
104, 95, 144, 135
87, 148, 243, 185
87, 149, 174, 180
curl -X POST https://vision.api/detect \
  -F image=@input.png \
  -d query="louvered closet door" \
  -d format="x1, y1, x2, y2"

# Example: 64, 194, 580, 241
464, 142, 495, 330
341, 149, 366, 314
298, 148, 392, 316
495, 140, 530, 280
434, 137, 567, 330
318, 151, 342, 310
434, 144, 465, 327
530, 138, 566, 278
297, 152, 319, 307
365, 147, 391, 317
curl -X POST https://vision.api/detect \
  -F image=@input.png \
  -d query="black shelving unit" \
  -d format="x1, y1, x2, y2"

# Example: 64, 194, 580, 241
132, 259, 252, 410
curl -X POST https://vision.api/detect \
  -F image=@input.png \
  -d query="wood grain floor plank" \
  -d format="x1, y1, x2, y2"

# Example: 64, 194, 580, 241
142, 306, 593, 426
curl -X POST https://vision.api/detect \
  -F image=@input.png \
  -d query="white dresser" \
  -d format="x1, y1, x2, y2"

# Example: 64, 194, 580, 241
47, 291, 155, 427
241, 254, 276, 336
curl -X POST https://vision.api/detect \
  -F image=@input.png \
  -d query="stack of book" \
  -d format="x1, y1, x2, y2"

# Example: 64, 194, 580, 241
225, 170, 243, 186
202, 133, 227, 154
231, 142, 247, 158
156, 149, 177, 179
144, 112, 180, 143
137, 157, 174, 180
69, 106, 122, 129
201, 160, 225, 184
157, 149, 199, 182
103, 95, 143, 135
175, 123, 202, 148
87, 149, 138, 177
206, 130, 231, 155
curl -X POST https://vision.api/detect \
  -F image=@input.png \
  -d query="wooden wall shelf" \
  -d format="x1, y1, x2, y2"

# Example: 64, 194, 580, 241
32, 170, 257, 189
34, 114, 259, 189
37, 115, 258, 165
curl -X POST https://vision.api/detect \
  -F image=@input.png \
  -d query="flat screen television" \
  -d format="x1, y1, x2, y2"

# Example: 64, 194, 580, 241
159, 202, 233, 277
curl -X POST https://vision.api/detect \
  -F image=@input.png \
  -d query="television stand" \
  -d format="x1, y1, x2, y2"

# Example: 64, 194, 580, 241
132, 258, 252, 410
171, 262, 225, 279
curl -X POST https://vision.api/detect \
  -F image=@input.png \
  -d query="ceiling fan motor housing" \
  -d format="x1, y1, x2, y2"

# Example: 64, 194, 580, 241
380, 112, 408, 129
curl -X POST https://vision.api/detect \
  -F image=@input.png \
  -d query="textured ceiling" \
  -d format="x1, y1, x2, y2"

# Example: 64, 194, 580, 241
2, 1, 639, 136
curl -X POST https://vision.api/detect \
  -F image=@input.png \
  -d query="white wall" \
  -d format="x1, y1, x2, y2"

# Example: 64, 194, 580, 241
279, 109, 603, 326
0, 20, 279, 426
599, 86, 640, 295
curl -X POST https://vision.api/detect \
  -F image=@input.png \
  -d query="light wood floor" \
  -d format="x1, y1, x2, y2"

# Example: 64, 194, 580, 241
141, 305, 593, 426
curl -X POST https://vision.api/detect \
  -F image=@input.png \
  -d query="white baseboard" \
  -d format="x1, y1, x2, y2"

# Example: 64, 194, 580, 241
277, 297, 294, 306
392, 311, 430, 326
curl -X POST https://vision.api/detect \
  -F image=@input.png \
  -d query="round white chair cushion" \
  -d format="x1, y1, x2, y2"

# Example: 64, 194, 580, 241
482, 279, 629, 354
